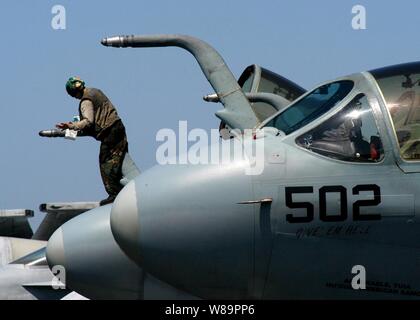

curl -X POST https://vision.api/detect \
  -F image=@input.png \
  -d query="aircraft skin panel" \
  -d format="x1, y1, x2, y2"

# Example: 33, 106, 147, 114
117, 157, 256, 299
249, 132, 420, 299
0, 237, 46, 266
46, 204, 197, 300
263, 234, 420, 299
0, 265, 54, 300
0, 217, 33, 239
0, 238, 12, 266
103, 130, 420, 299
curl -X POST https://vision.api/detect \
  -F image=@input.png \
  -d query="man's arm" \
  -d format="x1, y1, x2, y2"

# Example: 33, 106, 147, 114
68, 100, 94, 131
55, 100, 94, 134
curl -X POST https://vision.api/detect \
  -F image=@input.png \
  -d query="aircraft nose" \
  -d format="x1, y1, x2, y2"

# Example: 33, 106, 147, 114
46, 227, 66, 269
45, 205, 146, 299
110, 181, 141, 264
107, 162, 257, 299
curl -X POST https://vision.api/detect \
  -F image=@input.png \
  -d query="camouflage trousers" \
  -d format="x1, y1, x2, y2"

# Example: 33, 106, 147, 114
99, 120, 128, 197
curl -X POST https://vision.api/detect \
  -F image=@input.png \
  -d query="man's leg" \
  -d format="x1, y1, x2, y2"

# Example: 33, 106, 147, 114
99, 123, 128, 205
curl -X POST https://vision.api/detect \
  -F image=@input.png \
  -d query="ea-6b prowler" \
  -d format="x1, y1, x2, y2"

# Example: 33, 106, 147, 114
46, 34, 420, 299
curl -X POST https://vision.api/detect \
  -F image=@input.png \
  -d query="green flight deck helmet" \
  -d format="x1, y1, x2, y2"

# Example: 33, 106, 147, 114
66, 76, 85, 96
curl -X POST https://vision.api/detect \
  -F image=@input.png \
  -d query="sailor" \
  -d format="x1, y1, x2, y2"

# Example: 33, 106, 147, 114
56, 77, 128, 206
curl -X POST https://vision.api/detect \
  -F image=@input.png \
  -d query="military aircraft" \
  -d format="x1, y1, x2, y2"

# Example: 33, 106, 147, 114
0, 203, 104, 299
0, 148, 145, 299
44, 34, 420, 299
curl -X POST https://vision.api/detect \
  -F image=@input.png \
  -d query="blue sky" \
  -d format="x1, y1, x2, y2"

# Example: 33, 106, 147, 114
0, 0, 419, 229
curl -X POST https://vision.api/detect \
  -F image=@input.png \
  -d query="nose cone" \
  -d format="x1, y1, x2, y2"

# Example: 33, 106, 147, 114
45, 205, 145, 299
46, 227, 65, 269
110, 181, 140, 264
109, 158, 256, 299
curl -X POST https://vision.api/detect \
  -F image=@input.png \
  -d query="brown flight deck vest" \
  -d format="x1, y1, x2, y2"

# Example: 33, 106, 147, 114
79, 88, 121, 141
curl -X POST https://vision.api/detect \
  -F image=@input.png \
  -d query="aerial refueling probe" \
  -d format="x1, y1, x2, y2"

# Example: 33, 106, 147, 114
101, 34, 257, 130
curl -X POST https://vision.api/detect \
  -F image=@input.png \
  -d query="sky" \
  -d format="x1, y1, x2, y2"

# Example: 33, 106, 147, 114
0, 0, 419, 229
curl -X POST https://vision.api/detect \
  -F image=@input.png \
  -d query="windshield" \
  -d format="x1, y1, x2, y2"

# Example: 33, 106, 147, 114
296, 93, 384, 162
264, 80, 354, 135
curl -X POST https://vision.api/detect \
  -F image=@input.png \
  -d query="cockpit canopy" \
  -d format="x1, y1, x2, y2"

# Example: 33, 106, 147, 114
238, 65, 305, 122
371, 62, 420, 161
262, 61, 420, 163
295, 93, 383, 162
266, 80, 354, 135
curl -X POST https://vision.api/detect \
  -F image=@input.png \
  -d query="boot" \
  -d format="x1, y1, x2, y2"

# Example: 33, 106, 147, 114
99, 195, 116, 206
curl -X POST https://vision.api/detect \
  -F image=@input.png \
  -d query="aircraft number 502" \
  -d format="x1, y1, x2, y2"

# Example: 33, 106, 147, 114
285, 184, 381, 223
